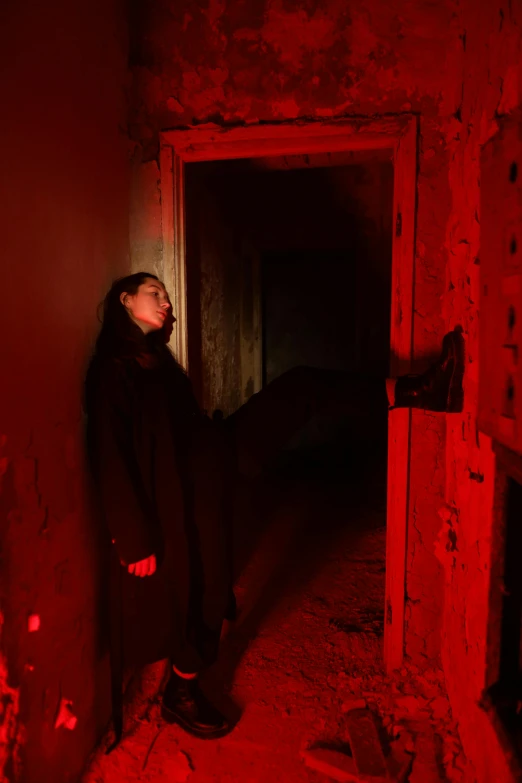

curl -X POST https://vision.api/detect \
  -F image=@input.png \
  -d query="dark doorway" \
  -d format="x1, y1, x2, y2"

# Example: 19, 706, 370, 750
185, 151, 394, 425
262, 249, 357, 387
184, 152, 396, 715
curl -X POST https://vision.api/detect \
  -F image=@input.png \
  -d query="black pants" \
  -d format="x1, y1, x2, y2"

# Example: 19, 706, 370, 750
226, 366, 388, 476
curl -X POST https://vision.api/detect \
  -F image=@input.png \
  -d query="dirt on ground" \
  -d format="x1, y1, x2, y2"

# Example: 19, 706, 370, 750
83, 452, 474, 783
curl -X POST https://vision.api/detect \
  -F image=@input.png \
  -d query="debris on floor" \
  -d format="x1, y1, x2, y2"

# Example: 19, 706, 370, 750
301, 706, 414, 783
83, 473, 472, 783
343, 708, 389, 777
300, 746, 365, 782
142, 739, 193, 783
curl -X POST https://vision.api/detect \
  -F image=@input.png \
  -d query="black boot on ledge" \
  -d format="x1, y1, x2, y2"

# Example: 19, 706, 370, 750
161, 672, 231, 739
393, 329, 464, 413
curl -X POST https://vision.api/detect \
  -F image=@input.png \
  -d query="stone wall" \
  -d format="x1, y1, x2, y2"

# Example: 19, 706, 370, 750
0, 1, 130, 780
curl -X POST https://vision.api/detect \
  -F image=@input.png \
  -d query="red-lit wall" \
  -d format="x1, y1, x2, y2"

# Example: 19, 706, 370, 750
0, 1, 130, 781
127, 1, 522, 780
442, 4, 521, 782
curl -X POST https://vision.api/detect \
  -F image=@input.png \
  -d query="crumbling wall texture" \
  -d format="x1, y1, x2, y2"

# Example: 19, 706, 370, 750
0, 1, 130, 781
128, 0, 522, 779
442, 2, 522, 781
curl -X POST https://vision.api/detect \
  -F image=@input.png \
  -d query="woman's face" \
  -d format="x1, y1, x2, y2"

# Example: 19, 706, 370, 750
120, 278, 172, 333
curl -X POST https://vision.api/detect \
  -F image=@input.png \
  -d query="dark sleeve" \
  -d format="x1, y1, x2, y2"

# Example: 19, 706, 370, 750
87, 360, 156, 565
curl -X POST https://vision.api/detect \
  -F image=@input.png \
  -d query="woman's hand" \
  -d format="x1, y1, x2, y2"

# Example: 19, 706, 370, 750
127, 554, 157, 577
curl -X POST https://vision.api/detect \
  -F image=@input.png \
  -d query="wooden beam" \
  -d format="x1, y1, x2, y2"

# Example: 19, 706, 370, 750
160, 144, 189, 369
384, 116, 418, 671
161, 116, 412, 162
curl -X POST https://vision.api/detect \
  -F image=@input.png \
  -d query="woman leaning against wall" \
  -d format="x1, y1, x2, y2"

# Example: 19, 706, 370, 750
85, 270, 464, 748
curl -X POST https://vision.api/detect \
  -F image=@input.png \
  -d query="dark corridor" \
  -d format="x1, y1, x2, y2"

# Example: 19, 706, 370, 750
185, 151, 394, 433
262, 249, 358, 386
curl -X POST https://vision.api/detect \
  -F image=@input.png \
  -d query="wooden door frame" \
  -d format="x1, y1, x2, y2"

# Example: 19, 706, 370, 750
159, 115, 418, 671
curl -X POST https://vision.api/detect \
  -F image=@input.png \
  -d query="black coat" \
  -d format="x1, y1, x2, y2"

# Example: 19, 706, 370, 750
85, 351, 232, 673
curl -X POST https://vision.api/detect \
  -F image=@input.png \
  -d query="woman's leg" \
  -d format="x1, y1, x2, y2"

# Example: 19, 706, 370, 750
226, 329, 464, 475
162, 662, 230, 738
163, 441, 232, 739
390, 329, 464, 412
226, 366, 388, 476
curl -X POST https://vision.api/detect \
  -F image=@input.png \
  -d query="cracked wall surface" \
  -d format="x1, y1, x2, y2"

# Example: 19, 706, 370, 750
0, 1, 130, 780
442, 1, 522, 781
0, 612, 22, 783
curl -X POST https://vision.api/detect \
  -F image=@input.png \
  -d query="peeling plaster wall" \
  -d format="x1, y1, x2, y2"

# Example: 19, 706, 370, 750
441, 2, 522, 781
0, 2, 130, 781
129, 0, 458, 154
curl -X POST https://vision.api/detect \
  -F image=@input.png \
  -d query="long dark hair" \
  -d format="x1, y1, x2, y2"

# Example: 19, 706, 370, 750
94, 272, 174, 364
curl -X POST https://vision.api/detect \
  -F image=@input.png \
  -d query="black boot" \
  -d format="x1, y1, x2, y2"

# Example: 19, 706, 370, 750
161, 673, 231, 739
393, 330, 464, 412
